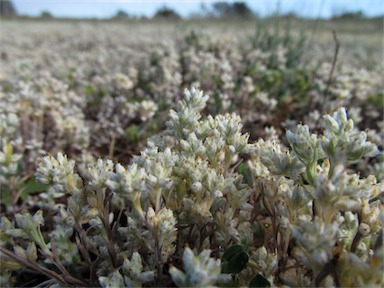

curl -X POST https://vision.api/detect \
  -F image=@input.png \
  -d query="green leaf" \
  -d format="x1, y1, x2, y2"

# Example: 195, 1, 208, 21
19, 180, 50, 200
237, 163, 253, 186
1, 180, 48, 205
252, 222, 265, 243
126, 125, 140, 143
84, 84, 95, 96
249, 273, 271, 287
222, 244, 246, 261
368, 93, 384, 108
0, 189, 12, 205
222, 244, 249, 274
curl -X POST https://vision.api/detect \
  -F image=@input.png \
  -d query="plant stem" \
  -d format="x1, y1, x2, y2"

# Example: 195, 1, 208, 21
100, 191, 118, 268
350, 231, 363, 253
109, 134, 116, 159
0, 247, 90, 287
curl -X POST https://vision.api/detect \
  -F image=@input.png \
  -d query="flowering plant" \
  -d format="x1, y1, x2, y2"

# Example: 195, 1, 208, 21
1, 88, 382, 287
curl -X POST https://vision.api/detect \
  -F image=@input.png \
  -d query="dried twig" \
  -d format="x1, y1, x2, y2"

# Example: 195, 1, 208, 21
100, 190, 119, 268
0, 247, 90, 287
317, 30, 340, 114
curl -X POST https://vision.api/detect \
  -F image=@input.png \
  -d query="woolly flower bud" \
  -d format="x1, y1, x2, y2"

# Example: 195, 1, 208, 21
145, 207, 156, 228
166, 88, 209, 139
253, 246, 277, 276
113, 73, 134, 91
323, 107, 352, 134
228, 145, 236, 154
180, 132, 206, 157
323, 113, 341, 133
213, 190, 223, 198
290, 217, 338, 269
321, 107, 378, 164
87, 159, 114, 190
213, 113, 250, 153
122, 252, 155, 283
286, 124, 322, 166
35, 153, 75, 185
358, 223, 370, 236
361, 200, 382, 234
0, 113, 19, 139
157, 207, 177, 235
99, 271, 124, 288
182, 87, 209, 112
255, 139, 304, 179
170, 247, 221, 287
107, 163, 147, 196
136, 100, 158, 122
191, 181, 203, 193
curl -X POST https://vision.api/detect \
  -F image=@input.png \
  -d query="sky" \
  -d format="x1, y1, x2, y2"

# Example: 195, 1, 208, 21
11, 0, 384, 19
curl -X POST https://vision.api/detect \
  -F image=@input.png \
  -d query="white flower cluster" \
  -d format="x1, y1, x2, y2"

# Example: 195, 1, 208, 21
35, 153, 75, 186
169, 247, 222, 287
290, 217, 339, 272
1, 89, 376, 288
18, 88, 251, 286
249, 106, 382, 286
99, 252, 155, 288
321, 107, 379, 164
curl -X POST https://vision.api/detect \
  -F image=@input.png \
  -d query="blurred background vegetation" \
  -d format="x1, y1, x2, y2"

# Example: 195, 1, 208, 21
1, 0, 382, 21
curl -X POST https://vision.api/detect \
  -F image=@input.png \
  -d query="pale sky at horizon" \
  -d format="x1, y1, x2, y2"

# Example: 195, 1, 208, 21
11, 0, 384, 19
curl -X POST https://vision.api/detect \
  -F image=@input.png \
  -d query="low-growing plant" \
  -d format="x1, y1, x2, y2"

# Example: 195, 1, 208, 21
1, 88, 382, 287
250, 17, 307, 69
